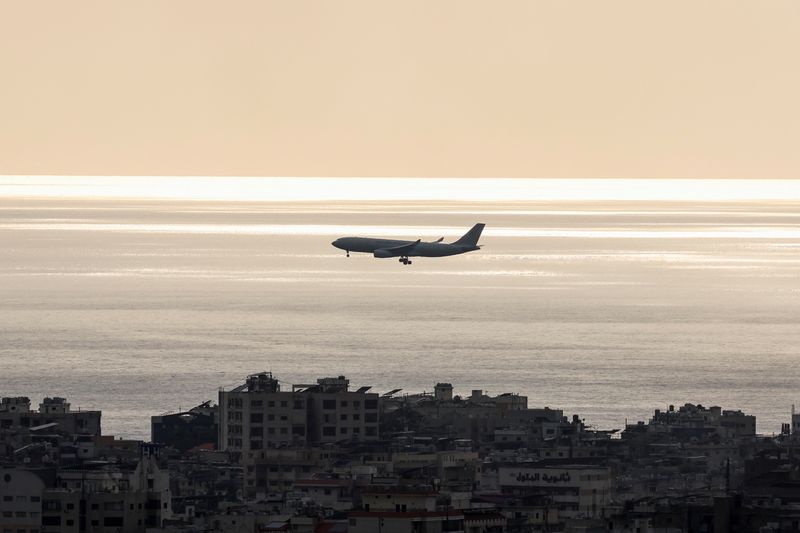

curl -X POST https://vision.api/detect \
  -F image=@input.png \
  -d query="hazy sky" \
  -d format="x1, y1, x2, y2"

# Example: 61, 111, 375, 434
1, 1, 799, 178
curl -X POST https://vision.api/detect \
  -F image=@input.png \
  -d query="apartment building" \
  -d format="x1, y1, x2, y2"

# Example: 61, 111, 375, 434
0, 468, 46, 533
0, 397, 100, 436
219, 373, 380, 460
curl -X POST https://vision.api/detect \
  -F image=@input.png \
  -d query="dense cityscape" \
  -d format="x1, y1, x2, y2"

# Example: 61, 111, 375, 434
1, 372, 799, 532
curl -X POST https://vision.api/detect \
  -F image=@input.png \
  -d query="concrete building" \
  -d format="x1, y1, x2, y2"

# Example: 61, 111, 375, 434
0, 397, 101, 436
350, 486, 464, 533
348, 510, 465, 533
304, 376, 380, 444
41, 445, 172, 532
0, 468, 46, 533
151, 401, 218, 452
649, 403, 756, 438
218, 373, 379, 459
241, 447, 329, 500
496, 464, 613, 520
294, 477, 352, 511
392, 451, 482, 492
434, 383, 453, 402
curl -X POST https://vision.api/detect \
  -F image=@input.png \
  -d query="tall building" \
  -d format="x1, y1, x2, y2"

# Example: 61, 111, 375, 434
218, 373, 379, 458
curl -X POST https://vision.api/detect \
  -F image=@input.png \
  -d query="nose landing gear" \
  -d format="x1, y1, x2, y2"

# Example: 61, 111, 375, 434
346, 250, 350, 257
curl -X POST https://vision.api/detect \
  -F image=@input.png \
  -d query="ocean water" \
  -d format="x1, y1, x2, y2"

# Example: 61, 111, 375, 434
2, 182, 800, 439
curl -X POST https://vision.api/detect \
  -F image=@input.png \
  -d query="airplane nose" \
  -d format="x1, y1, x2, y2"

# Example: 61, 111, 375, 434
331, 239, 341, 248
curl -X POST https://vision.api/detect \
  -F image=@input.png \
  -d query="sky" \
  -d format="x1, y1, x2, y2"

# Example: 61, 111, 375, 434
1, 1, 799, 178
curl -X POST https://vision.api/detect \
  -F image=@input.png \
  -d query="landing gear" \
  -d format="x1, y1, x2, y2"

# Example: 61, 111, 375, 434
346, 251, 350, 257
399, 256, 412, 265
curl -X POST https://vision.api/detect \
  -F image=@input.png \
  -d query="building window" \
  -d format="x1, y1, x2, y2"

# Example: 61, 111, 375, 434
250, 413, 263, 423
322, 426, 336, 436
251, 400, 263, 408
323, 400, 336, 410
340, 414, 348, 421
340, 427, 348, 434
340, 400, 348, 407
294, 400, 304, 409
365, 413, 378, 423
364, 399, 378, 410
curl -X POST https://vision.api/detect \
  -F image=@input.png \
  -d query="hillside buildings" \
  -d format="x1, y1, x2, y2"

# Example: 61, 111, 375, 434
1, 378, 799, 532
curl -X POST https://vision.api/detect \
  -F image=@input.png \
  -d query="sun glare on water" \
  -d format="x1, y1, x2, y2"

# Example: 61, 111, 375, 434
2, 176, 800, 202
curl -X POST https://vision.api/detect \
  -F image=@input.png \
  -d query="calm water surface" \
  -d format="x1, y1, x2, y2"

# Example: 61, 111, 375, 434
2, 196, 799, 439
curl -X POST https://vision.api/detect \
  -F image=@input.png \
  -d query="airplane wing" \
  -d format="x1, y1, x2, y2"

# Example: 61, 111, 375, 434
384, 239, 420, 255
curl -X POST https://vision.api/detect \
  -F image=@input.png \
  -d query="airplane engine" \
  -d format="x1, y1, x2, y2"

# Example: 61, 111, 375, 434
373, 249, 395, 258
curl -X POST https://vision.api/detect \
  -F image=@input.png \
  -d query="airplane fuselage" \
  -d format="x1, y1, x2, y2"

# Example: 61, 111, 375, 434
332, 237, 478, 257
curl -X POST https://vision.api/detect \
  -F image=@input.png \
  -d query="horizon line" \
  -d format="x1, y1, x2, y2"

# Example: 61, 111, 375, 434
3, 176, 800, 202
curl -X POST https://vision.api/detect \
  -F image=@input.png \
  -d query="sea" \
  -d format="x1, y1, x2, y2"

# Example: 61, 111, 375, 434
1, 177, 800, 439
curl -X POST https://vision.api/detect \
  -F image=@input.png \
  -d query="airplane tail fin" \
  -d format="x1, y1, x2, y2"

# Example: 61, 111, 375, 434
453, 223, 485, 246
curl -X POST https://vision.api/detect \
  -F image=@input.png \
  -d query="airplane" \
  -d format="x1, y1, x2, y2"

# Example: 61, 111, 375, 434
331, 223, 485, 265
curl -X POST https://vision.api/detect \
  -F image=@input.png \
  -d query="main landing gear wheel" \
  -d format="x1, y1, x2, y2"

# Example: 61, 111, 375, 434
399, 256, 412, 265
